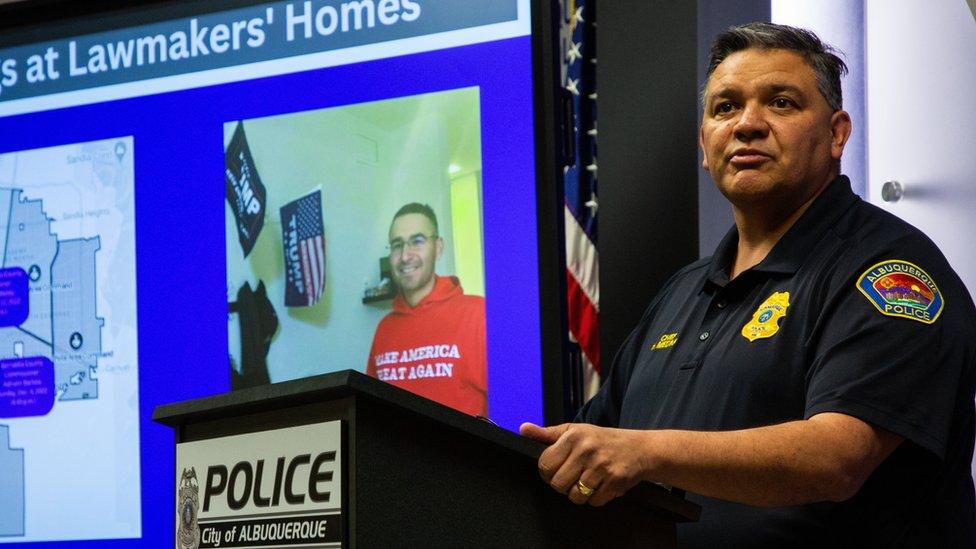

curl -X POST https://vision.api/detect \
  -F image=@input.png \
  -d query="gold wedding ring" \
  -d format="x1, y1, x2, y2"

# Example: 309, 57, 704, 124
576, 479, 595, 497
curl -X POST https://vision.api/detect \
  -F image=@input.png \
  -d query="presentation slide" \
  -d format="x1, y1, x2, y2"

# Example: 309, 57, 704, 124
0, 0, 541, 544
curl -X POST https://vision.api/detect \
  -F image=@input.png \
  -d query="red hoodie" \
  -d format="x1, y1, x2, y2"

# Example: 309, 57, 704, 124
366, 276, 487, 416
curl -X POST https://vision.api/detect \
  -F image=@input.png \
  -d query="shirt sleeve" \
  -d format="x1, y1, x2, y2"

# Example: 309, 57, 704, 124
804, 236, 975, 459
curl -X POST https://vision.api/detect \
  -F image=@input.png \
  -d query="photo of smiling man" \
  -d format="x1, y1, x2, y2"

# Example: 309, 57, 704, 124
366, 203, 487, 416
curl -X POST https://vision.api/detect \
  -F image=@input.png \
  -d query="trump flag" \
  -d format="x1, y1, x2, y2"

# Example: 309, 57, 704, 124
225, 122, 267, 258
280, 190, 326, 307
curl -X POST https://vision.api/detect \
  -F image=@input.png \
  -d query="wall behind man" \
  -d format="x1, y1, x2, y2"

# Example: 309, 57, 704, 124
598, 1, 699, 373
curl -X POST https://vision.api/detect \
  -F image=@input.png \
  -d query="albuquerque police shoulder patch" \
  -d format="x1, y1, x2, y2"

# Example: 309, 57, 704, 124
856, 259, 944, 324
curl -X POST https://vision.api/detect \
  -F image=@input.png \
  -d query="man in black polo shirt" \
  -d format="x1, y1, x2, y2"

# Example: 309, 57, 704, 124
521, 23, 976, 545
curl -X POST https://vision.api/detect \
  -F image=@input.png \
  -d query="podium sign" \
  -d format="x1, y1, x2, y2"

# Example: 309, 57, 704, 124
174, 421, 343, 549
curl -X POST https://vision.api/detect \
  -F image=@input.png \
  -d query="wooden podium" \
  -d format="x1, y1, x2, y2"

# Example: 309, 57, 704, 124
153, 370, 698, 548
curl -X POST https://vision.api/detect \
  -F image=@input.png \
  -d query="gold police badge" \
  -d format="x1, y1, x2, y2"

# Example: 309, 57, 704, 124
741, 291, 790, 342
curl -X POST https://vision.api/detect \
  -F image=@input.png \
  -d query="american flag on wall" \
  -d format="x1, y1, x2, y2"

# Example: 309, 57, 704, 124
280, 189, 327, 307
561, 0, 600, 400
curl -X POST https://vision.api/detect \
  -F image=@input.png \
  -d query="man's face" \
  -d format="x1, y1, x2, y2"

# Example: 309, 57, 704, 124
700, 48, 850, 209
388, 213, 443, 300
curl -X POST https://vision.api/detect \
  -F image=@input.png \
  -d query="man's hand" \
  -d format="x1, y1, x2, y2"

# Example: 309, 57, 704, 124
521, 413, 903, 508
520, 422, 650, 506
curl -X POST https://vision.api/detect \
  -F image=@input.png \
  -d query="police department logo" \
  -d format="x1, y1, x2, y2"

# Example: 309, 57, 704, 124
742, 291, 790, 342
857, 259, 944, 324
177, 467, 201, 549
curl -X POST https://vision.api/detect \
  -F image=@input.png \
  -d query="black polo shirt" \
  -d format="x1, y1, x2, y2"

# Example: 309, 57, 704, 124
580, 176, 976, 547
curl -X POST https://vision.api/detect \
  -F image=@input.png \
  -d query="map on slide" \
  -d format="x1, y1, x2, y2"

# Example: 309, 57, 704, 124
0, 186, 103, 401
0, 138, 141, 542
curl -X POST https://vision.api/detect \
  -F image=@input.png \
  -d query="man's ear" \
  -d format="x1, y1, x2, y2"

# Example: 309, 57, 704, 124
699, 125, 709, 169
435, 236, 444, 260
830, 109, 853, 161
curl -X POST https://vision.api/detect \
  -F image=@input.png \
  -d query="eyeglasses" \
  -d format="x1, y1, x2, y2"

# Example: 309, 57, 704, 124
388, 233, 437, 256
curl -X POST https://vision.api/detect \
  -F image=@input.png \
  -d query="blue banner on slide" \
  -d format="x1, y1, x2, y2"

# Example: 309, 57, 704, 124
0, 0, 519, 103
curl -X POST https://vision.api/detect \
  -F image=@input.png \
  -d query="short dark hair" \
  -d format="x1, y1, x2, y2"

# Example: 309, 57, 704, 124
704, 22, 848, 111
390, 202, 438, 235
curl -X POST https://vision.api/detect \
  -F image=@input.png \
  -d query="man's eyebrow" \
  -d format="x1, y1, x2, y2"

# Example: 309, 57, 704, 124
704, 86, 744, 108
766, 83, 807, 97
389, 232, 426, 243
706, 83, 808, 103
706, 86, 739, 101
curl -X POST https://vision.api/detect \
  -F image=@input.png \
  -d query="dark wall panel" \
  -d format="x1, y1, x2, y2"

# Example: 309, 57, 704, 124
598, 2, 699, 375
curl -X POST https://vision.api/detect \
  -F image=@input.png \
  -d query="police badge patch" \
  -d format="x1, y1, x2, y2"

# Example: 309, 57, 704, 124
857, 259, 944, 324
177, 467, 201, 549
742, 291, 791, 342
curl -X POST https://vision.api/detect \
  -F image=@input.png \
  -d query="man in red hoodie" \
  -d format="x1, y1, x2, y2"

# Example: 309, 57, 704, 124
366, 203, 487, 416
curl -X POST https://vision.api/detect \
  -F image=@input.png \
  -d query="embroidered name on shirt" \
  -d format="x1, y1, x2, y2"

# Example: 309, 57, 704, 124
741, 291, 790, 342
651, 333, 678, 350
856, 259, 944, 324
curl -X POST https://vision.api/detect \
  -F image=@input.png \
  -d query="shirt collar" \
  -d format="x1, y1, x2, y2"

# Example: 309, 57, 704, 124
705, 227, 738, 289
704, 175, 859, 288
